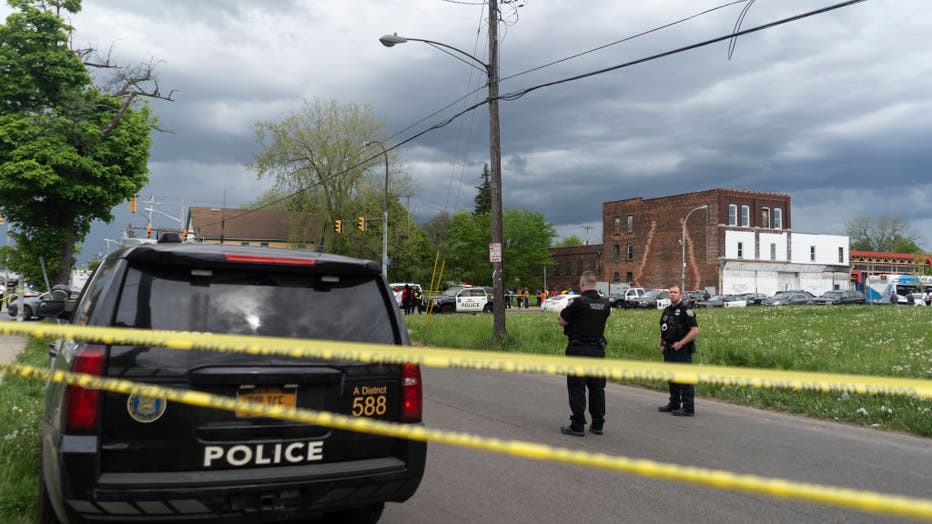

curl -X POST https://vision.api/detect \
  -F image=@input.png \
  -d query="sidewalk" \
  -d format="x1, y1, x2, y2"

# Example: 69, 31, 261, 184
0, 327, 29, 383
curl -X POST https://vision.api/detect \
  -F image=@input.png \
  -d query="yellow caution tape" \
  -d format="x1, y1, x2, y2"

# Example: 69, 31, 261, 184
0, 322, 929, 399
1, 362, 930, 521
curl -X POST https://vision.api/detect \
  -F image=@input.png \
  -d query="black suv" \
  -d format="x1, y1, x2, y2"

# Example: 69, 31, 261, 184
36, 239, 425, 523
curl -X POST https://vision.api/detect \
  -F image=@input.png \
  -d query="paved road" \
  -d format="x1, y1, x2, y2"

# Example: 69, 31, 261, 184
0, 314, 29, 382
381, 367, 932, 524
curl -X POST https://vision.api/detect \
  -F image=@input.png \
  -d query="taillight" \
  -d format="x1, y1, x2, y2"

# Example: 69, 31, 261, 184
64, 344, 107, 433
401, 364, 422, 422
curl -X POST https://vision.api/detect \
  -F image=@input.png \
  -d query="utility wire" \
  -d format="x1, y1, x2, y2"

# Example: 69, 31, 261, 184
194, 0, 866, 231
499, 0, 866, 101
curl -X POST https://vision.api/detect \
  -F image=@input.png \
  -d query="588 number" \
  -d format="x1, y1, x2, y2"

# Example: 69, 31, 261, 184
352, 395, 387, 417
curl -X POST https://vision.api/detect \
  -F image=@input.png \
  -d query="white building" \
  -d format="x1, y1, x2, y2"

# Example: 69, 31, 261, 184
721, 230, 850, 296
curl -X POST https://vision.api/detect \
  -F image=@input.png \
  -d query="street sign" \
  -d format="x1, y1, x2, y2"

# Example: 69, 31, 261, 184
489, 243, 502, 263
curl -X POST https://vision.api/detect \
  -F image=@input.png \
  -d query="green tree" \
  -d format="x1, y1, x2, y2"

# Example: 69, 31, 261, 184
250, 98, 413, 258
440, 209, 556, 288
846, 214, 924, 253
0, 1, 164, 287
555, 235, 584, 247
473, 163, 491, 216
502, 209, 557, 289
423, 211, 452, 249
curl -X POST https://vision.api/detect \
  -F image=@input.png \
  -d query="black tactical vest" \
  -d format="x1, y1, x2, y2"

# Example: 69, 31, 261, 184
565, 294, 611, 344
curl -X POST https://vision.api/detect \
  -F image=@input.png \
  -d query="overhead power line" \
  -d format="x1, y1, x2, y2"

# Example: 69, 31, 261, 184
195, 0, 866, 231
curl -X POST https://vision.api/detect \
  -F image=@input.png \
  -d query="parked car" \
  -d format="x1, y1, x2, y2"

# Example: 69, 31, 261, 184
630, 290, 670, 309
684, 291, 709, 308
429, 285, 493, 313
36, 237, 426, 524
812, 290, 865, 305
541, 293, 582, 312
611, 287, 646, 309
738, 292, 769, 306
694, 294, 745, 308
8, 289, 79, 320
389, 282, 426, 312
762, 291, 813, 306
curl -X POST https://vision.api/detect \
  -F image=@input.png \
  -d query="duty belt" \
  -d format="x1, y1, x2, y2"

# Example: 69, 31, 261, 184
569, 338, 604, 346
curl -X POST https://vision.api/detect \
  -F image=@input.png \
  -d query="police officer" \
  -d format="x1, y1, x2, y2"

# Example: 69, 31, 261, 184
657, 285, 700, 416
557, 270, 611, 436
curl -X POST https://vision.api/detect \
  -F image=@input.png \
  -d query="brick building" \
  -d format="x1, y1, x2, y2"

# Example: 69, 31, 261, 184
550, 188, 851, 295
546, 244, 603, 293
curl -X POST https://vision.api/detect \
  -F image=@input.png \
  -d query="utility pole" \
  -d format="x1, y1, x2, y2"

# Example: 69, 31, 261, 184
488, 0, 506, 341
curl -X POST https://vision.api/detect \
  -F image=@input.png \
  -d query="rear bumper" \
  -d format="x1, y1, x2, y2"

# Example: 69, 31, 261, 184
55, 440, 426, 523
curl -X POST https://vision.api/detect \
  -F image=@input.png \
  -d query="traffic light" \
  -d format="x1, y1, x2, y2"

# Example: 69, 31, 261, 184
182, 229, 188, 241
334, 219, 343, 234
129, 196, 137, 213
146, 226, 152, 239
356, 216, 366, 232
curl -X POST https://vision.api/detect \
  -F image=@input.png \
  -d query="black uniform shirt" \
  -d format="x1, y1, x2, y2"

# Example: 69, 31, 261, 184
660, 301, 699, 352
561, 290, 611, 343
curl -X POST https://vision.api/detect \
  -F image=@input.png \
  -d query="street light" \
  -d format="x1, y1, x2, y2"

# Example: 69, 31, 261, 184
681, 205, 709, 293
363, 140, 389, 279
380, 2, 506, 341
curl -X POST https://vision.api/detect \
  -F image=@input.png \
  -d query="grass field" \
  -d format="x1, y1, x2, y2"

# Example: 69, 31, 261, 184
1, 305, 929, 521
0, 337, 47, 524
408, 305, 932, 436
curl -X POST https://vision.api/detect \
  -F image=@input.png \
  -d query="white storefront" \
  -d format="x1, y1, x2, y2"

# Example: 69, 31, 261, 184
720, 230, 850, 296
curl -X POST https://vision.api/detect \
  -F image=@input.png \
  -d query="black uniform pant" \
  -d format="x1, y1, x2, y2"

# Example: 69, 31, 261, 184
566, 344, 606, 429
663, 345, 694, 412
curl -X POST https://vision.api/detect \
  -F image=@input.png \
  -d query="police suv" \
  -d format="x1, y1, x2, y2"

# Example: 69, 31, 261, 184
428, 285, 493, 314
36, 237, 425, 523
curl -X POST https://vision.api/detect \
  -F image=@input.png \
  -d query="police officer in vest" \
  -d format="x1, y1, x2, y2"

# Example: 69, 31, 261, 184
657, 285, 700, 416
557, 270, 611, 436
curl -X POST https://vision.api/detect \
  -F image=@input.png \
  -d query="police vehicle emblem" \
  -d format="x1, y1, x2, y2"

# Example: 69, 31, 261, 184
127, 394, 167, 423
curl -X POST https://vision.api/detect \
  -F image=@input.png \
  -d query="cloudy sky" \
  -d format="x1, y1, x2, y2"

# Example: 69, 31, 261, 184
3, 0, 930, 262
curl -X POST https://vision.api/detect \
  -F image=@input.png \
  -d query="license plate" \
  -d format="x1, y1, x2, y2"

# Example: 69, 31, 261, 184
236, 386, 296, 418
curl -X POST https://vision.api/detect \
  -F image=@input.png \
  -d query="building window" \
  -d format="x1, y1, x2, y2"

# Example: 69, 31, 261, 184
553, 261, 559, 277
810, 245, 816, 262
240, 241, 250, 246
774, 208, 782, 229
613, 271, 620, 282
577, 260, 583, 276
626, 271, 633, 283
770, 243, 776, 260
728, 204, 737, 226
565, 260, 571, 275
589, 258, 596, 271
737, 241, 744, 259
613, 217, 620, 235
838, 247, 844, 263
741, 205, 750, 227
259, 242, 269, 247
626, 243, 633, 261
626, 215, 633, 233
613, 244, 620, 262
761, 208, 770, 228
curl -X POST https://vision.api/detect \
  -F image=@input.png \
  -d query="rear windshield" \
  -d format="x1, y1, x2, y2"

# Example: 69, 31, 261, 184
113, 265, 396, 344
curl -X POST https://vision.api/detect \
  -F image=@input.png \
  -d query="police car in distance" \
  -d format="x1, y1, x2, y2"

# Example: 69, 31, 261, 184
35, 235, 425, 524
428, 285, 493, 314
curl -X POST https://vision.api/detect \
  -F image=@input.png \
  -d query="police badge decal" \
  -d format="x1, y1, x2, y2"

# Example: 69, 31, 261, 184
127, 394, 167, 423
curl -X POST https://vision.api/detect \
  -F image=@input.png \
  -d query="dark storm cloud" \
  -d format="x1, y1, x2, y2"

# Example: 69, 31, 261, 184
2, 1, 929, 260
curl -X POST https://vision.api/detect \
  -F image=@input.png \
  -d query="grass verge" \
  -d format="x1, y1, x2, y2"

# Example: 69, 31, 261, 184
0, 336, 48, 524
407, 305, 932, 436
